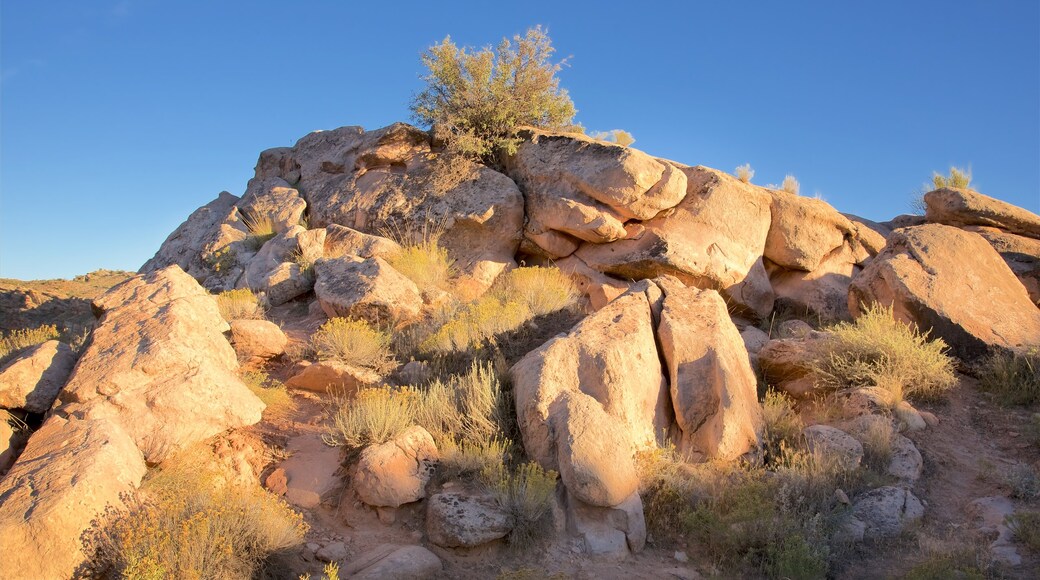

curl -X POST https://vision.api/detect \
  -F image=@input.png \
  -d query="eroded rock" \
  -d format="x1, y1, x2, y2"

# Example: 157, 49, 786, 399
0, 340, 77, 413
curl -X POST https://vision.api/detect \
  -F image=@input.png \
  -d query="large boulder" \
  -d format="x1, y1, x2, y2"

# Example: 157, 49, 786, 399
924, 187, 1040, 239
57, 266, 264, 463
963, 225, 1040, 305
656, 281, 763, 460
313, 256, 423, 324
574, 166, 775, 319
426, 492, 514, 548
849, 224, 1040, 361
0, 340, 77, 413
764, 189, 861, 272
324, 224, 401, 259
564, 489, 646, 557
503, 129, 687, 254
510, 290, 668, 479
237, 177, 307, 233
344, 544, 443, 580
353, 426, 439, 508
0, 416, 147, 580
229, 319, 287, 363
757, 336, 826, 398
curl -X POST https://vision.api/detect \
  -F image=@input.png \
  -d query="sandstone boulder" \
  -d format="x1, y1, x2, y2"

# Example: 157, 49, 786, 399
229, 319, 287, 362
574, 166, 775, 319
344, 544, 443, 580
426, 492, 514, 548
758, 337, 825, 398
0, 417, 20, 473
324, 224, 401, 259
925, 187, 1040, 239
0, 416, 147, 580
849, 224, 1040, 361
764, 189, 860, 272
803, 425, 863, 470
237, 177, 307, 233
0, 340, 77, 413
313, 257, 423, 324
285, 360, 381, 394
57, 266, 264, 463
964, 225, 1040, 305
353, 426, 438, 508
656, 281, 763, 460
848, 486, 924, 540
564, 489, 646, 557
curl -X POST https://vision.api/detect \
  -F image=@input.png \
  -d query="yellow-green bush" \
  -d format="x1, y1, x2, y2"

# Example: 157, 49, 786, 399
323, 387, 418, 449
89, 462, 307, 580
932, 166, 972, 190
438, 437, 509, 482
0, 324, 60, 361
387, 242, 454, 293
215, 289, 265, 322
242, 211, 277, 251
485, 461, 558, 550
413, 360, 506, 445
488, 266, 577, 317
311, 318, 394, 372
813, 303, 957, 402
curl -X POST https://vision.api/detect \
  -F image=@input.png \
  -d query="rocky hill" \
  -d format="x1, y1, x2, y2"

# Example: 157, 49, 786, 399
1, 123, 1038, 579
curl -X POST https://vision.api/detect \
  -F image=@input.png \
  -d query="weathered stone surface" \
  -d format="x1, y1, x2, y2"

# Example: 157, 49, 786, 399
354, 426, 438, 508
849, 224, 1040, 361
237, 177, 307, 234
504, 129, 687, 253
285, 360, 381, 394
968, 496, 1023, 567
426, 492, 513, 548
229, 319, 287, 362
565, 489, 646, 557
574, 166, 774, 319
57, 266, 264, 463
0, 416, 147, 580
313, 256, 422, 324
765, 189, 859, 272
556, 255, 631, 311
887, 434, 924, 483
510, 290, 667, 503
766, 244, 861, 322
657, 282, 762, 460
757, 337, 824, 398
849, 486, 925, 540
842, 214, 891, 256
925, 187, 1040, 239
964, 225, 1040, 305
0, 340, 77, 413
0, 417, 20, 474
344, 544, 443, 580
324, 224, 401, 259
803, 425, 863, 470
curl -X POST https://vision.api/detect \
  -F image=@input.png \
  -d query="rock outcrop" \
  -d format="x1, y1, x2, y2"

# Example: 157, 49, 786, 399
925, 187, 1040, 239
0, 340, 77, 413
313, 256, 423, 324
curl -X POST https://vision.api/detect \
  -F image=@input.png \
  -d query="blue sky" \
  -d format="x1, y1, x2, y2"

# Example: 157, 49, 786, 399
2, 0, 1038, 280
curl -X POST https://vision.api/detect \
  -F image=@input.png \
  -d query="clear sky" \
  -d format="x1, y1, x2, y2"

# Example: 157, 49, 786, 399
2, 0, 1038, 280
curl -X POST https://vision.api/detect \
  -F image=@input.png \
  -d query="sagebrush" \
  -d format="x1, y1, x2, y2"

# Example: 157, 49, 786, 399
323, 387, 418, 449
932, 166, 972, 190
215, 289, 265, 321
0, 324, 60, 362
311, 318, 394, 372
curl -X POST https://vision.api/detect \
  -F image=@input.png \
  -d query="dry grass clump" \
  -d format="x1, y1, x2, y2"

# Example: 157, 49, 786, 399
859, 419, 896, 472
413, 361, 506, 445
0, 324, 60, 362
323, 387, 418, 449
311, 318, 394, 372
1007, 511, 1040, 553
979, 349, 1040, 406
216, 289, 265, 322
903, 533, 989, 580
761, 389, 804, 462
932, 166, 972, 190
421, 266, 577, 353
387, 241, 455, 293
240, 370, 295, 420
86, 458, 306, 580
590, 129, 635, 147
813, 303, 957, 402
242, 211, 277, 251
735, 163, 755, 184
484, 461, 558, 550
438, 437, 509, 483
782, 175, 800, 195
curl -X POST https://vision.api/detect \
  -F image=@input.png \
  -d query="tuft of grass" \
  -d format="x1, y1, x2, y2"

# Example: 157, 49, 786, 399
813, 303, 957, 402
299, 562, 341, 580
420, 266, 577, 354
288, 245, 320, 279
386, 241, 455, 293
216, 289, 265, 322
438, 437, 509, 483
485, 461, 558, 550
979, 350, 1040, 406
761, 389, 804, 464
1007, 511, 1040, 553
859, 419, 895, 473
84, 456, 307, 580
412, 361, 506, 447
240, 370, 295, 420
0, 324, 60, 362
322, 387, 418, 449
635, 444, 705, 543
310, 318, 394, 373
782, 175, 800, 195
242, 211, 277, 251
932, 166, 972, 190
903, 534, 988, 580
735, 163, 755, 184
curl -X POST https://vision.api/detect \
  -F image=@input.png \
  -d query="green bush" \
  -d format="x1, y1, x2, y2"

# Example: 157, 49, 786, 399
310, 318, 394, 372
813, 303, 957, 402
410, 26, 576, 161
979, 349, 1040, 406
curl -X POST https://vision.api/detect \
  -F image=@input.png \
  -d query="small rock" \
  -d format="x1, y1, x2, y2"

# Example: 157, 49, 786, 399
316, 541, 348, 563
803, 425, 863, 470
888, 435, 924, 483
895, 401, 926, 431
850, 486, 925, 539
264, 467, 288, 496
835, 489, 850, 505
674, 550, 689, 563
354, 426, 439, 508
426, 492, 513, 548
919, 410, 939, 427
778, 319, 814, 339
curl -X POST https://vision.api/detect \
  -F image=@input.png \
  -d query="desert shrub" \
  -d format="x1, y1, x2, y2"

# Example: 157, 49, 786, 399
310, 318, 394, 372
323, 387, 418, 449
761, 389, 804, 464
781, 175, 800, 195
240, 370, 295, 419
932, 166, 972, 190
735, 163, 755, 183
203, 246, 238, 273
410, 26, 576, 162
813, 303, 957, 402
1002, 463, 1040, 500
438, 437, 509, 482
485, 461, 558, 550
88, 462, 306, 580
420, 266, 577, 354
590, 129, 635, 147
288, 245, 320, 279
1007, 511, 1040, 552
859, 419, 896, 473
413, 360, 506, 446
978, 350, 1040, 406
0, 324, 60, 361
387, 242, 455, 293
242, 211, 277, 250
635, 444, 706, 542
215, 289, 265, 321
